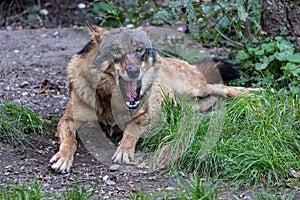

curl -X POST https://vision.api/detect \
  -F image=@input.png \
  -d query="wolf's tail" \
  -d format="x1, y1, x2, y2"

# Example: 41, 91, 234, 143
195, 57, 240, 84
212, 57, 240, 82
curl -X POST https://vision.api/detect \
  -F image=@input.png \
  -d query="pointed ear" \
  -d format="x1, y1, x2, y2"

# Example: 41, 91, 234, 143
136, 20, 150, 32
84, 21, 108, 42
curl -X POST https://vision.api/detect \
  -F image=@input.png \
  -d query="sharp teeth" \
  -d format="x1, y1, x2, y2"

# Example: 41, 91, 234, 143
125, 100, 140, 109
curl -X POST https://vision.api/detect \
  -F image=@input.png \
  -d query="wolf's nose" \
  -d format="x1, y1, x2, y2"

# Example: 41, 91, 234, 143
126, 66, 140, 79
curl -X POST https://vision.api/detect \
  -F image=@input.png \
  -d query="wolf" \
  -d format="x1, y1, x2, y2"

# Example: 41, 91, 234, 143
49, 23, 258, 173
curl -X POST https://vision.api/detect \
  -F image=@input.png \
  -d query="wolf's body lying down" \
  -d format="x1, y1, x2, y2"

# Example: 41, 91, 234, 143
50, 23, 258, 173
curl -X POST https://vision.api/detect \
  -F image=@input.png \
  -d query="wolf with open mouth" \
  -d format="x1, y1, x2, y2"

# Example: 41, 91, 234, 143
49, 22, 259, 173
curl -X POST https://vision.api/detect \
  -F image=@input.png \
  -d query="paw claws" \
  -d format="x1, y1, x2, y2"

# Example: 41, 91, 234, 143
49, 152, 72, 174
112, 148, 135, 163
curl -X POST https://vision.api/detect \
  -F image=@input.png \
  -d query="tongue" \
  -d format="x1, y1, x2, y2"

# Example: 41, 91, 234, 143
124, 81, 137, 103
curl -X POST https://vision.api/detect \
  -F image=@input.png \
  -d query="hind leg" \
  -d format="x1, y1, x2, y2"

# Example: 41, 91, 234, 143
207, 84, 261, 97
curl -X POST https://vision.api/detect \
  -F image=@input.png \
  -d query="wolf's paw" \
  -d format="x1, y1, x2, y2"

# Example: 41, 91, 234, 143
50, 151, 74, 174
112, 146, 135, 163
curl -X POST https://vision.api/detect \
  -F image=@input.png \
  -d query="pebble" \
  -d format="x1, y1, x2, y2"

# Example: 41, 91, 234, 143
13, 49, 19, 53
165, 186, 177, 191
244, 195, 252, 200
39, 9, 49, 16
176, 26, 184, 32
109, 164, 121, 172
53, 31, 59, 36
103, 175, 116, 186
78, 3, 86, 9
18, 81, 30, 88
126, 24, 134, 29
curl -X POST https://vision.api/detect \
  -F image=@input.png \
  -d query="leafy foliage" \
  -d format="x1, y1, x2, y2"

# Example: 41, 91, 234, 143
90, 0, 261, 46
152, 0, 261, 46
230, 36, 300, 94
90, 0, 155, 27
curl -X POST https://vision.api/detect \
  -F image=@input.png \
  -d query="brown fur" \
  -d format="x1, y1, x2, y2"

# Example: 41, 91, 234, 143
50, 23, 259, 173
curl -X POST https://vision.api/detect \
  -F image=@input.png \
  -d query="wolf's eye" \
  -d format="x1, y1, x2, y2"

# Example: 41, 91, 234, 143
136, 46, 144, 53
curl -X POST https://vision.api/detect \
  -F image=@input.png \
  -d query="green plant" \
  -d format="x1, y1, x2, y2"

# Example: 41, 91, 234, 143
254, 188, 296, 200
144, 89, 299, 188
0, 176, 95, 200
90, 0, 155, 27
176, 174, 218, 200
152, 0, 261, 46
0, 101, 45, 146
128, 186, 158, 200
62, 183, 95, 200
0, 175, 44, 200
231, 36, 300, 94
128, 175, 217, 200
27, 5, 41, 21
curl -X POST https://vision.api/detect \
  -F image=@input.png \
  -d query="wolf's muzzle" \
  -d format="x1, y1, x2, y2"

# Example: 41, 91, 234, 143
126, 66, 140, 79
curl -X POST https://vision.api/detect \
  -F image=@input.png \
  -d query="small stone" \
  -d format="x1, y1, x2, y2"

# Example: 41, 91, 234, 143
176, 26, 184, 32
109, 164, 121, 171
103, 175, 116, 186
126, 24, 134, 29
244, 195, 252, 200
19, 81, 29, 88
165, 186, 177, 191
78, 3, 86, 9
13, 49, 19, 53
53, 31, 59, 36
39, 9, 49, 15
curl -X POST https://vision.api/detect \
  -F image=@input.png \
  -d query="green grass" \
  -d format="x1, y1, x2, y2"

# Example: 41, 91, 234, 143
128, 174, 218, 200
0, 101, 45, 146
144, 89, 300, 189
1, 176, 45, 200
0, 176, 95, 200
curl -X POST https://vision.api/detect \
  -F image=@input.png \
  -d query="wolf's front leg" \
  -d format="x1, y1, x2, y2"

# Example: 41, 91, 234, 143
50, 101, 77, 173
112, 122, 142, 163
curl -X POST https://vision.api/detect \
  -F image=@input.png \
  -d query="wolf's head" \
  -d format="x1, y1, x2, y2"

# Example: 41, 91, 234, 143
84, 23, 157, 110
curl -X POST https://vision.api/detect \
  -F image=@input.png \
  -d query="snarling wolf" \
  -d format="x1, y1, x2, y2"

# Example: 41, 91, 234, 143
50, 23, 258, 173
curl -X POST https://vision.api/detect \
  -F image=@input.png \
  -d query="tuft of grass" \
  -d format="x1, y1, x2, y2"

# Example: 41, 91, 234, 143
254, 187, 296, 200
128, 174, 217, 200
0, 101, 45, 146
144, 89, 300, 188
213, 88, 300, 187
128, 186, 158, 200
176, 174, 218, 200
0, 175, 44, 200
62, 183, 95, 200
0, 175, 96, 200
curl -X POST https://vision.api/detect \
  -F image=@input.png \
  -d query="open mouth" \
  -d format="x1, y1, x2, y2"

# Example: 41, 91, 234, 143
119, 77, 142, 110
